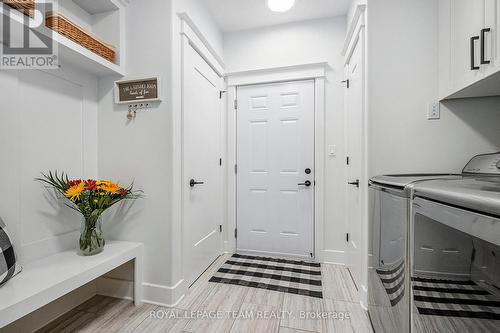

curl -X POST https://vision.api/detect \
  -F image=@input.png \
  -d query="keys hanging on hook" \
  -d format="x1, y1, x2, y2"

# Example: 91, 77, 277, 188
127, 105, 137, 120
127, 103, 150, 120
126, 110, 136, 120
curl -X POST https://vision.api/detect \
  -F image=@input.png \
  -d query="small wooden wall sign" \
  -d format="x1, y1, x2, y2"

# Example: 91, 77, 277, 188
114, 77, 161, 104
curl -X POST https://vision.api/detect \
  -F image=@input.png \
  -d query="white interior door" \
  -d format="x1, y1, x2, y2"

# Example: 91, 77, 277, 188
236, 80, 315, 259
345, 37, 364, 288
183, 41, 222, 287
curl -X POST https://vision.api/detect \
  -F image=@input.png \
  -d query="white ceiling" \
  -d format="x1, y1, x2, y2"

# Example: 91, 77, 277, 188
204, 0, 352, 32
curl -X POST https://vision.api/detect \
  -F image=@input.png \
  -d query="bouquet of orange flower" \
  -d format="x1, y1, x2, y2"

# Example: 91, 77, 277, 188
37, 171, 142, 255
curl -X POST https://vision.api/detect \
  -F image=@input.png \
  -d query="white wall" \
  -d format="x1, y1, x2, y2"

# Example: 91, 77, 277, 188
0, 65, 98, 263
367, 0, 500, 178
223, 17, 349, 264
97, 0, 173, 305
96, 0, 224, 307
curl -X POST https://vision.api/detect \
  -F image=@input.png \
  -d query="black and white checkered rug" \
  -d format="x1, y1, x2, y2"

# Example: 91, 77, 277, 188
209, 253, 323, 298
412, 277, 500, 320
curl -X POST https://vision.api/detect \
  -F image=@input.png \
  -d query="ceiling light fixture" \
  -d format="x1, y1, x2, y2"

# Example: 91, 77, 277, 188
267, 0, 296, 13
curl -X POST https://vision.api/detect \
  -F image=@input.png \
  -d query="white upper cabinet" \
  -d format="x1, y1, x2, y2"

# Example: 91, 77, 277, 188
439, 0, 500, 99
450, 0, 484, 89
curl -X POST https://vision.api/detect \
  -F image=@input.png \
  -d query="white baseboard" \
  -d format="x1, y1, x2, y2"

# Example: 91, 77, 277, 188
96, 277, 186, 308
143, 279, 186, 307
223, 241, 234, 253
322, 249, 345, 265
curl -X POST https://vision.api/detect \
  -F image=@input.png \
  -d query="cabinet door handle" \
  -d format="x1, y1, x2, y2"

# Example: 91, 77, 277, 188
481, 28, 491, 65
471, 36, 480, 70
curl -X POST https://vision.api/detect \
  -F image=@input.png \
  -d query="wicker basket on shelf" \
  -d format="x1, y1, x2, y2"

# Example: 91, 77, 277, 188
1, 0, 35, 18
46, 13, 116, 63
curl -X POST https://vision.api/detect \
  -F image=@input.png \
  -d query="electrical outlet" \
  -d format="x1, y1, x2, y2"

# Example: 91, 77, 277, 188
428, 102, 440, 120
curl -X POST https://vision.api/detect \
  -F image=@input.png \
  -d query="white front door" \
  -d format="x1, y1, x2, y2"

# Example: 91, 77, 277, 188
345, 37, 364, 288
236, 80, 315, 258
183, 42, 222, 287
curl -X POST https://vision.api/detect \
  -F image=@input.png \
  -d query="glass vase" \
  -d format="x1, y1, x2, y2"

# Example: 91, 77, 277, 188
79, 214, 105, 256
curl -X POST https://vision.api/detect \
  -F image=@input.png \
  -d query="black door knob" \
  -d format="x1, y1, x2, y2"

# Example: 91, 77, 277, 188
298, 180, 312, 187
190, 179, 204, 187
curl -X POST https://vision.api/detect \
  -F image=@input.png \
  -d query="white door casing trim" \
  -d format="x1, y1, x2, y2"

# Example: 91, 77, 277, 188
225, 63, 327, 262
171, 13, 225, 306
342, 4, 367, 57
177, 13, 225, 75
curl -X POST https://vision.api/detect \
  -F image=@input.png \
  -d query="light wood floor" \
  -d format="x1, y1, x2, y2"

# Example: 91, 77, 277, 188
37, 255, 373, 333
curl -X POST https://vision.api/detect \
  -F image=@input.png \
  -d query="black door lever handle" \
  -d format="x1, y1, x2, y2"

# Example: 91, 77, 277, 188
190, 179, 204, 187
298, 180, 312, 187
348, 179, 360, 188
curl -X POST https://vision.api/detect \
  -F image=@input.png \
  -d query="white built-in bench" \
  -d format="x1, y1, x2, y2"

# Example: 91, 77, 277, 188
0, 241, 143, 328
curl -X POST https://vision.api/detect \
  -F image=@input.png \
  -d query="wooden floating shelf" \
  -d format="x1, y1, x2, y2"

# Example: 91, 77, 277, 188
0, 2, 124, 77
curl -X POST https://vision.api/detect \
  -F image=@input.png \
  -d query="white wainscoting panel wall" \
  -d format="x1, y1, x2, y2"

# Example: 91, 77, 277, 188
0, 65, 98, 264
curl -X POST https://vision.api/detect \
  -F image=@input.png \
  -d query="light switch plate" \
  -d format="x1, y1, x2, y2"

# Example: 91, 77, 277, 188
328, 145, 336, 157
428, 102, 440, 120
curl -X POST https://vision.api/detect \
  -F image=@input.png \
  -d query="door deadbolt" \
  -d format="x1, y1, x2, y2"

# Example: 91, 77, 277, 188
305, 168, 311, 174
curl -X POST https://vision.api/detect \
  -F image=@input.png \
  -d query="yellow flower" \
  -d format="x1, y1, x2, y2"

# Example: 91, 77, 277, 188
96, 180, 121, 194
65, 182, 85, 201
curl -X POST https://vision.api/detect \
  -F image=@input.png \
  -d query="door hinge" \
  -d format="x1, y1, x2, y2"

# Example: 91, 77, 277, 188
219, 90, 227, 99
234, 99, 238, 110
346, 233, 350, 242
346, 156, 350, 165
219, 158, 222, 166
341, 79, 350, 88
234, 164, 238, 174
234, 228, 238, 238
219, 225, 223, 232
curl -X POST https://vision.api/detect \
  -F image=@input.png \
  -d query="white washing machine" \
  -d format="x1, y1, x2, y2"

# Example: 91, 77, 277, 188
368, 174, 462, 333
411, 152, 500, 333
